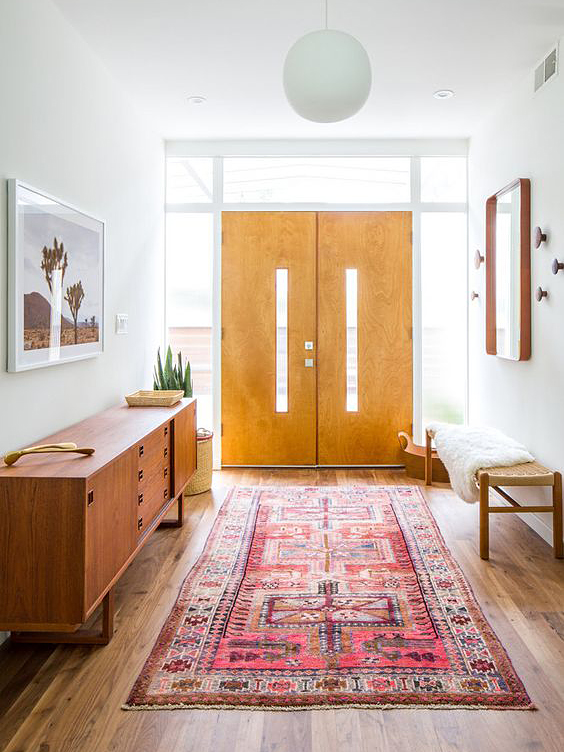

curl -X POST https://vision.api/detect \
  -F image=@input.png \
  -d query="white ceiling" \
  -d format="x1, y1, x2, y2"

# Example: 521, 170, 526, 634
53, 0, 564, 140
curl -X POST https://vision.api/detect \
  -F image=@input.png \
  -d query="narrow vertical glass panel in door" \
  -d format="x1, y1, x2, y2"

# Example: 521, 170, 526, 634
275, 269, 289, 413
346, 269, 358, 412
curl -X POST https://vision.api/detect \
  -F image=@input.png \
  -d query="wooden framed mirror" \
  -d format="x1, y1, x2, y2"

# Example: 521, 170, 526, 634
486, 178, 531, 360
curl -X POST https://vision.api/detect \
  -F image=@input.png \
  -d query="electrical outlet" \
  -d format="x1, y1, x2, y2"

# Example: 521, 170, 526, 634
115, 314, 128, 334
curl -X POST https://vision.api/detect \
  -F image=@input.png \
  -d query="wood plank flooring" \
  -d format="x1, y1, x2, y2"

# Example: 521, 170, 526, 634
1, 469, 563, 752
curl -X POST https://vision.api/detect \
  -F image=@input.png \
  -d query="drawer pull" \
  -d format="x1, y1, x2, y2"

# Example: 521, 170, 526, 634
164, 447, 168, 458
87, 490, 95, 506
164, 426, 168, 436
137, 517, 143, 530
139, 445, 144, 457
164, 489, 168, 499
138, 470, 144, 482
164, 467, 168, 478
138, 493, 144, 505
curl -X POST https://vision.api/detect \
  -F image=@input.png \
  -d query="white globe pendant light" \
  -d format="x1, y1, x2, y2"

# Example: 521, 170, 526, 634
283, 1, 372, 123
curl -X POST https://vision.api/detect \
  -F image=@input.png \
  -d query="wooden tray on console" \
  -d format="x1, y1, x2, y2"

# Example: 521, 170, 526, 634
126, 390, 184, 407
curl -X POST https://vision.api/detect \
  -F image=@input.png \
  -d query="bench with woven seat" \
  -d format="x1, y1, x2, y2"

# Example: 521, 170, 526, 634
425, 431, 563, 560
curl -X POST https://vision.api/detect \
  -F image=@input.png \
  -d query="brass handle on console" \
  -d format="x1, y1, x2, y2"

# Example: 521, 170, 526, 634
4, 444, 95, 466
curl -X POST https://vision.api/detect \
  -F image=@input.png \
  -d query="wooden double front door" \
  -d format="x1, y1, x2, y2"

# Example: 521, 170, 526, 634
222, 211, 412, 466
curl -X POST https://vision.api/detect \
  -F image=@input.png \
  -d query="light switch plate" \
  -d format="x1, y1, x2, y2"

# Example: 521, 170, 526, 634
115, 313, 128, 334
305, 341, 314, 350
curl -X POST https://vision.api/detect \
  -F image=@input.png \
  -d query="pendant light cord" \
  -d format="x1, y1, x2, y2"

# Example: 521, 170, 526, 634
324, 0, 328, 29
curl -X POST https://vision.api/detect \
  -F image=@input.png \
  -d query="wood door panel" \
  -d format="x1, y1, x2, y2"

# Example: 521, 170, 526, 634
317, 212, 412, 465
222, 212, 317, 465
0, 477, 85, 627
85, 449, 137, 612
173, 401, 196, 495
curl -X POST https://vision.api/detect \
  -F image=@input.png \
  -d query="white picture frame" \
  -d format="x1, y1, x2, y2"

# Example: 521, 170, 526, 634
7, 180, 105, 372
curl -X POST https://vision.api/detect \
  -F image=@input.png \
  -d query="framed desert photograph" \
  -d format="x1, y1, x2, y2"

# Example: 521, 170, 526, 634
7, 180, 104, 372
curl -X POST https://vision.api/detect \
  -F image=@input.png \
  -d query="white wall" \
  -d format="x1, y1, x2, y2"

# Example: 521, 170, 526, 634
0, 0, 164, 643
468, 45, 564, 545
0, 0, 164, 454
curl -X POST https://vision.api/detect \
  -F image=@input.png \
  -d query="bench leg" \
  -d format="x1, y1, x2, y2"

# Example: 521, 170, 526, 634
479, 473, 490, 560
553, 472, 563, 558
425, 430, 433, 486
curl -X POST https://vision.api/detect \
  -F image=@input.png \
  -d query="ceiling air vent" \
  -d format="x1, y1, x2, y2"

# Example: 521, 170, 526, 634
534, 46, 558, 92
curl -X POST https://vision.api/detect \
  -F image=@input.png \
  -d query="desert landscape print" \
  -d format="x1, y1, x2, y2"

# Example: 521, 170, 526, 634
22, 200, 102, 352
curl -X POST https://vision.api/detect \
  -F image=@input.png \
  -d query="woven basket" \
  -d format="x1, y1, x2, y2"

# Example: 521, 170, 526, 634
185, 429, 213, 495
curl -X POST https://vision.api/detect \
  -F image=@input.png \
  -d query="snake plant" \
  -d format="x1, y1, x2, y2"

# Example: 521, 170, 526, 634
153, 346, 193, 397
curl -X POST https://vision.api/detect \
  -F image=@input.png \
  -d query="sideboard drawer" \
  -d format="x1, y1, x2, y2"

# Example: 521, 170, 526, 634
137, 425, 171, 536
137, 427, 167, 486
137, 485, 171, 537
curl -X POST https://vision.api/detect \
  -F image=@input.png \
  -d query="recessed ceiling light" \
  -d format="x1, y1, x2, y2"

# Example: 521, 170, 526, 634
433, 89, 454, 100
187, 95, 207, 105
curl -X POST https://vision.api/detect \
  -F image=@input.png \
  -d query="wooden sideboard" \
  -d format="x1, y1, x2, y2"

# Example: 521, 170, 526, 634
0, 398, 196, 644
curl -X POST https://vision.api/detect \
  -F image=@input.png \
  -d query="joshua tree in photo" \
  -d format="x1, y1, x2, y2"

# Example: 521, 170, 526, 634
64, 281, 85, 344
40, 237, 68, 294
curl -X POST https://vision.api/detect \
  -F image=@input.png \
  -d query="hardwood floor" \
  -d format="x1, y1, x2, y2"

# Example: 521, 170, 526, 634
1, 469, 563, 752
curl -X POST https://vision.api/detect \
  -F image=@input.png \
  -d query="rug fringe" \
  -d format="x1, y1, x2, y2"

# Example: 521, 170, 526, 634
122, 701, 536, 712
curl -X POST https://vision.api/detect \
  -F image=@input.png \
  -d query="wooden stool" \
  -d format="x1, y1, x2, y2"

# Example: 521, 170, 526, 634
425, 430, 563, 560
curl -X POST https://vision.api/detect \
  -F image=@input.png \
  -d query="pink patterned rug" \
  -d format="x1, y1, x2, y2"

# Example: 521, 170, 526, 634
124, 486, 533, 710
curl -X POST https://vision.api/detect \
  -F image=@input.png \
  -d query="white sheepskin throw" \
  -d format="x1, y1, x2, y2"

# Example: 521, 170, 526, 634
426, 423, 534, 504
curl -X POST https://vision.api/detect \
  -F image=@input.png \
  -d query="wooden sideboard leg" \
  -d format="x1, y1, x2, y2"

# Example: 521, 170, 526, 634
177, 494, 184, 527
425, 430, 433, 486
553, 472, 563, 559
11, 587, 115, 646
479, 474, 490, 560
159, 493, 184, 529
101, 588, 115, 642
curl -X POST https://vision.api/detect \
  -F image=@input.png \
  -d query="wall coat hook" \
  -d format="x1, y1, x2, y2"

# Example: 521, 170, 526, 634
535, 286, 548, 302
534, 226, 548, 249
470, 291, 479, 301
474, 249, 485, 269
552, 259, 564, 275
